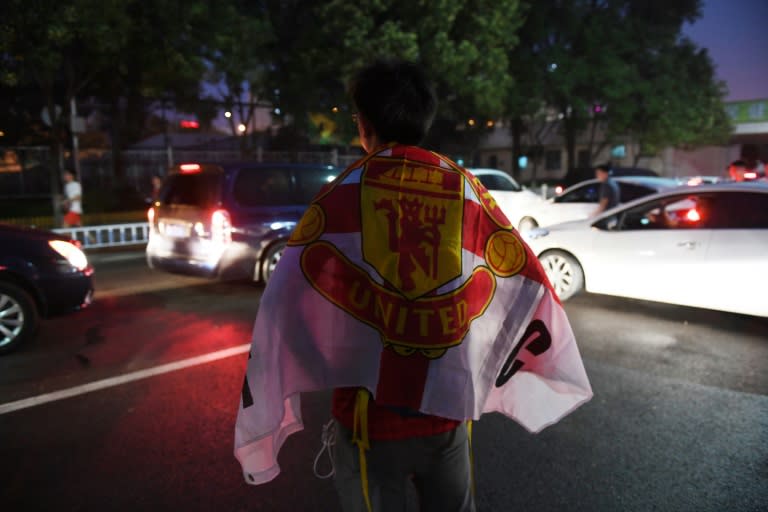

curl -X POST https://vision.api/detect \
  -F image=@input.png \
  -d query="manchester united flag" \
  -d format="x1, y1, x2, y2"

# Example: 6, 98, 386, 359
235, 144, 593, 485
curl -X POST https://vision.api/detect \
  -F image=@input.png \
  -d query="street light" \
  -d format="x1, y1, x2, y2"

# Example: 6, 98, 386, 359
237, 123, 247, 133
225, 111, 232, 118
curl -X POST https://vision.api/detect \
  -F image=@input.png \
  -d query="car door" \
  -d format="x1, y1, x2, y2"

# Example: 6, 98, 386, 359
699, 191, 768, 317
585, 193, 712, 306
540, 181, 602, 226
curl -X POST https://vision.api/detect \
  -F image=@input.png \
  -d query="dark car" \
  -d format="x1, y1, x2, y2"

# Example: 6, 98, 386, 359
0, 224, 94, 354
146, 161, 341, 283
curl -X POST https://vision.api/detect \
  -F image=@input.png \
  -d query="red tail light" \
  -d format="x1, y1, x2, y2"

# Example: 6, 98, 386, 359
744, 171, 757, 180
211, 209, 232, 245
147, 206, 155, 224
179, 163, 202, 174
685, 209, 701, 222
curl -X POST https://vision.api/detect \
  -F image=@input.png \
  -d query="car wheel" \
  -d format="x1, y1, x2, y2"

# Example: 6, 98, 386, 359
0, 281, 40, 354
259, 241, 287, 284
518, 217, 539, 231
538, 250, 584, 301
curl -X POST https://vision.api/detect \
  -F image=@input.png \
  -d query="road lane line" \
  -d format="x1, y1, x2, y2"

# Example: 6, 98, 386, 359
0, 344, 251, 416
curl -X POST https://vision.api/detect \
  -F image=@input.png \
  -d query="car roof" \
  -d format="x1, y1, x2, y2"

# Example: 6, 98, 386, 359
595, 180, 768, 218
563, 176, 681, 192
0, 223, 68, 241
468, 168, 509, 176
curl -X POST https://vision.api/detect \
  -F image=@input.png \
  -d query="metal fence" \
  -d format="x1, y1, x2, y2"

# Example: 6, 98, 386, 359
53, 222, 149, 249
1, 146, 363, 197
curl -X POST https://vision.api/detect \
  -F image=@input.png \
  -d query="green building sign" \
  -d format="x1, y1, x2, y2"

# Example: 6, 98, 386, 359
725, 99, 768, 123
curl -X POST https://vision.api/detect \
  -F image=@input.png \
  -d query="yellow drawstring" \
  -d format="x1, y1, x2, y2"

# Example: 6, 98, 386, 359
352, 389, 372, 512
467, 419, 475, 497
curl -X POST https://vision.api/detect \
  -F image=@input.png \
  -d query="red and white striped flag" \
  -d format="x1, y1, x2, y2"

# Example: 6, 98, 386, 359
235, 144, 593, 484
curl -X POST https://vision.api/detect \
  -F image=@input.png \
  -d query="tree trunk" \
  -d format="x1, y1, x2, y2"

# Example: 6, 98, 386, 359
564, 118, 577, 177
511, 117, 522, 179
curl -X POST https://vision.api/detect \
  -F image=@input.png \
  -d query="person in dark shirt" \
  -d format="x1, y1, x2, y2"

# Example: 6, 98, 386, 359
594, 163, 619, 215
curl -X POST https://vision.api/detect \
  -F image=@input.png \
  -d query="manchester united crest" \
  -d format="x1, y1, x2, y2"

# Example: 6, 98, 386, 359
361, 158, 464, 299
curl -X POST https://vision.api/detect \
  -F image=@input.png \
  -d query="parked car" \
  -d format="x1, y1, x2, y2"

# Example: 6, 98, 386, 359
516, 176, 682, 231
146, 162, 340, 284
522, 182, 768, 317
468, 168, 548, 228
555, 166, 660, 190
0, 224, 94, 354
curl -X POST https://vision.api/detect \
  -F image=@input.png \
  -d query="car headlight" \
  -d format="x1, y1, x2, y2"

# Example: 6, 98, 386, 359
49, 240, 89, 271
522, 227, 550, 240
268, 221, 297, 231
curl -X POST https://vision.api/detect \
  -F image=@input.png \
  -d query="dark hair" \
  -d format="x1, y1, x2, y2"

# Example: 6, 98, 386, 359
349, 59, 437, 145
594, 162, 612, 174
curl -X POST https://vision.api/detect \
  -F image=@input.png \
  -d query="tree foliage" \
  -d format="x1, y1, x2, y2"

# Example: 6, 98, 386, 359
505, 0, 730, 172
0, 0, 734, 179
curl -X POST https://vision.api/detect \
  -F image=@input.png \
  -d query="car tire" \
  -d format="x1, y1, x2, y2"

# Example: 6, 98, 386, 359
0, 281, 40, 354
518, 217, 539, 231
259, 241, 287, 284
538, 250, 584, 301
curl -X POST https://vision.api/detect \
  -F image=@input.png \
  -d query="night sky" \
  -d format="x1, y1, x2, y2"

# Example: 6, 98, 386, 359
683, 0, 768, 102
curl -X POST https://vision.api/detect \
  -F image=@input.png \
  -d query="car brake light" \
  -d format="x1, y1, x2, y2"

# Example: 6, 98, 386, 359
685, 209, 701, 222
744, 171, 757, 180
147, 207, 155, 224
49, 240, 89, 271
555, 185, 564, 195
179, 163, 202, 173
211, 209, 232, 245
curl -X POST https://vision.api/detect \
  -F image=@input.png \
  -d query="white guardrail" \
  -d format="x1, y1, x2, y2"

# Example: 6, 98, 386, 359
53, 222, 149, 249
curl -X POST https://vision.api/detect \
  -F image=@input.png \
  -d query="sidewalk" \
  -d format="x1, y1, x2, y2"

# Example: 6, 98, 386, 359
85, 245, 146, 264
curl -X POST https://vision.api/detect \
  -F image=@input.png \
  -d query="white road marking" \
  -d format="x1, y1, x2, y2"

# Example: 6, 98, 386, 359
0, 343, 251, 416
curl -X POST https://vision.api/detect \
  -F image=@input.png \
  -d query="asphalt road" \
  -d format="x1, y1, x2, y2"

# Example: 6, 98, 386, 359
0, 251, 766, 511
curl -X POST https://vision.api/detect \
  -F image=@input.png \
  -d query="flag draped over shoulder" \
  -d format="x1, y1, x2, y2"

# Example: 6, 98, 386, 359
235, 144, 592, 485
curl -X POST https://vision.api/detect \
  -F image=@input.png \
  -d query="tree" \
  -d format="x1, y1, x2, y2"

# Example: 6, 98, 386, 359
202, 2, 274, 147
260, 0, 526, 153
504, 0, 729, 174
0, 0, 132, 222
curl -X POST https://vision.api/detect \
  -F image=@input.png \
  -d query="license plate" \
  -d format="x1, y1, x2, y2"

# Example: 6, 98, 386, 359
163, 223, 188, 238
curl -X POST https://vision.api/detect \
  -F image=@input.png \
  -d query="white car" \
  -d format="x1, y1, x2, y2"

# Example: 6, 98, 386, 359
516, 176, 682, 231
523, 182, 768, 317
469, 168, 548, 228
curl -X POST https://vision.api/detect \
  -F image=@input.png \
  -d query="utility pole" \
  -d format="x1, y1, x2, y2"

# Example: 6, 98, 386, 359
70, 97, 83, 182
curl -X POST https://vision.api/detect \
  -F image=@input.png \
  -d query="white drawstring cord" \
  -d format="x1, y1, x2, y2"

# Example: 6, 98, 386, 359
313, 419, 337, 479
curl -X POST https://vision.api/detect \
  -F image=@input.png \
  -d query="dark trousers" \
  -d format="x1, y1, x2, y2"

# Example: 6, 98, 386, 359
333, 421, 476, 512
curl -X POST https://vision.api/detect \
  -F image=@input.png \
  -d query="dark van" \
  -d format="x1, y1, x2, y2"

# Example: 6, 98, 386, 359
146, 162, 340, 284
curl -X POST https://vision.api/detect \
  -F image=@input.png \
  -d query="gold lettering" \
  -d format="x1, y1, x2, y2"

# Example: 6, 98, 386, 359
413, 309, 435, 336
374, 295, 393, 328
349, 281, 371, 310
456, 300, 468, 328
396, 306, 408, 335
438, 306, 456, 335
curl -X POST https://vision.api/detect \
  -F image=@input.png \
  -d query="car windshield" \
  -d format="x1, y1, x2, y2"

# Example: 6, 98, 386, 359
475, 173, 522, 192
295, 167, 337, 203
161, 174, 222, 207
233, 168, 294, 206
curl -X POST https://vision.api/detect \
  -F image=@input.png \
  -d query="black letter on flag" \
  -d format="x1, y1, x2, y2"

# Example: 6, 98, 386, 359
241, 352, 254, 408
495, 320, 552, 387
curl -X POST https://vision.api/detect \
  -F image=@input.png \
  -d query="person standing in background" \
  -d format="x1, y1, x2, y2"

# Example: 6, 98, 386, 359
149, 174, 163, 203
62, 170, 83, 227
593, 162, 619, 215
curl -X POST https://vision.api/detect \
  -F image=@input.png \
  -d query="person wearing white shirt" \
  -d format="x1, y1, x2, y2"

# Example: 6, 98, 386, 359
62, 170, 83, 227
